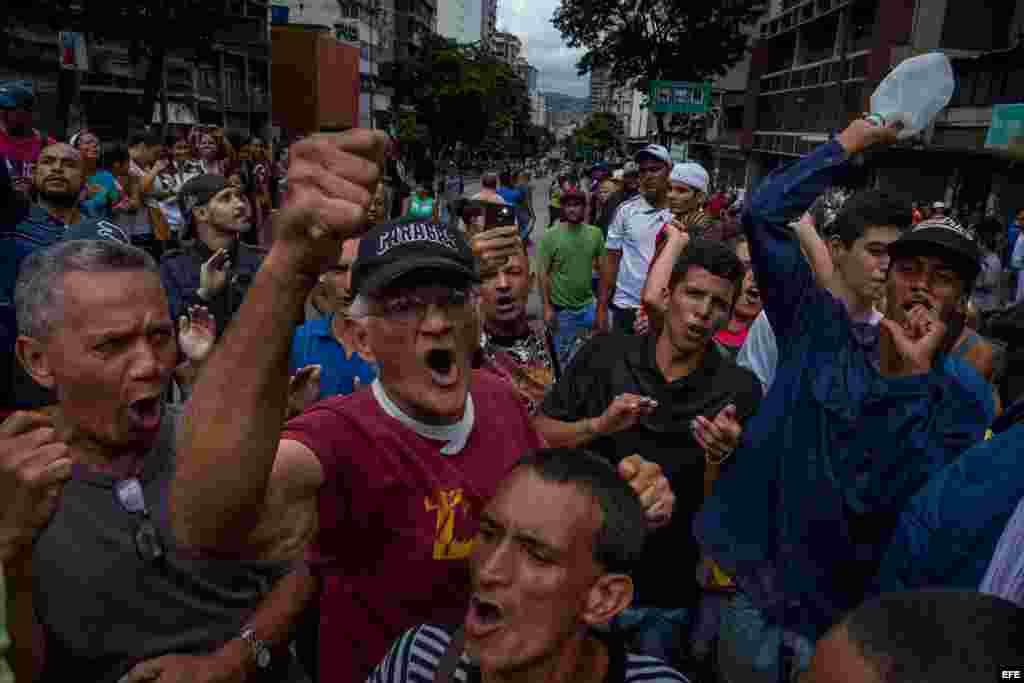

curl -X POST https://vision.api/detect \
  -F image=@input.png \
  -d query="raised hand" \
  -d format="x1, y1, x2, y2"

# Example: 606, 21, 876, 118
470, 225, 521, 270
837, 115, 903, 156
271, 130, 388, 282
198, 248, 231, 300
178, 305, 217, 364
692, 404, 742, 464
618, 454, 674, 529
0, 411, 72, 563
595, 393, 658, 436
880, 304, 946, 376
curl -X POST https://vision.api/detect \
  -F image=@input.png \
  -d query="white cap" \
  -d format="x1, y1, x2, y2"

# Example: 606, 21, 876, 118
635, 144, 671, 165
669, 162, 710, 194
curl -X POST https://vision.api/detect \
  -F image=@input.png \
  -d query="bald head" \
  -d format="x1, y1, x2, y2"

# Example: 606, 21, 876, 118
34, 143, 85, 205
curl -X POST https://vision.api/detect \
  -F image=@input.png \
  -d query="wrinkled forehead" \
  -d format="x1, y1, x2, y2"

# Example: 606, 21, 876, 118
39, 143, 83, 164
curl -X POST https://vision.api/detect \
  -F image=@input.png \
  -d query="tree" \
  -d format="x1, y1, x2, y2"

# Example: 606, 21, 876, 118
5, 0, 255, 133
399, 35, 532, 173
574, 112, 623, 153
553, 0, 766, 143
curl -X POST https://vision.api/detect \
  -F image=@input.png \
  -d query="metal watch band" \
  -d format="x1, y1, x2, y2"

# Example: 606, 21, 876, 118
240, 627, 272, 669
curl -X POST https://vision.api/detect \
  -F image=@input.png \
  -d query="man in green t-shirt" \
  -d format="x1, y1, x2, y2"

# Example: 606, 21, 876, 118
537, 189, 605, 366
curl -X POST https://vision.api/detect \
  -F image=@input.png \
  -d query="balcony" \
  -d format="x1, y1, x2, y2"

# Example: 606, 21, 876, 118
251, 92, 270, 112
226, 90, 249, 110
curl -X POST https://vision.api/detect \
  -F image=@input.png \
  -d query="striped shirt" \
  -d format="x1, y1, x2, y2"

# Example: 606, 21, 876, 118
367, 624, 690, 683
980, 495, 1024, 607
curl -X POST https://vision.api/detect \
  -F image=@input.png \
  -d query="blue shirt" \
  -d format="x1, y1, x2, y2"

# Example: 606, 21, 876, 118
497, 186, 525, 207
695, 140, 995, 641
289, 315, 377, 401
877, 422, 1024, 596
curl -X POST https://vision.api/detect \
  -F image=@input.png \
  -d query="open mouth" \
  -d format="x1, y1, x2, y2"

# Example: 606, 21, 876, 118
466, 595, 505, 638
494, 295, 517, 314
426, 349, 459, 387
127, 396, 163, 431
746, 287, 761, 303
903, 298, 934, 312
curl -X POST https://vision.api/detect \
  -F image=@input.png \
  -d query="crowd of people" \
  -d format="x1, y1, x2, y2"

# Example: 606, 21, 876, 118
1, 74, 1024, 683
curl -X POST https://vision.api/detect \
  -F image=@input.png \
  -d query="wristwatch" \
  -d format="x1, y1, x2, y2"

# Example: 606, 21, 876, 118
240, 627, 272, 670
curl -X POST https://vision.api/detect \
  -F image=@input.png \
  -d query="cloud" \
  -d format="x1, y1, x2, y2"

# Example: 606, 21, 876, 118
497, 0, 588, 97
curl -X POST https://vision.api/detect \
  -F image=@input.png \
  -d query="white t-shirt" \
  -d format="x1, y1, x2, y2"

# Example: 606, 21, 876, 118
605, 195, 673, 309
739, 307, 882, 394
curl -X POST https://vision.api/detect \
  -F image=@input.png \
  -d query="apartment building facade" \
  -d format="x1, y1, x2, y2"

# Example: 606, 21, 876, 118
741, 0, 1024, 218
2, 1, 273, 140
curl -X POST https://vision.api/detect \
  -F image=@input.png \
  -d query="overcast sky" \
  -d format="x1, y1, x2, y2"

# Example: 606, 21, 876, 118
497, 0, 588, 97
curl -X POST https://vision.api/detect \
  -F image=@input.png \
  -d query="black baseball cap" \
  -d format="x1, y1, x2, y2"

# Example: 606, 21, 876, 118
178, 174, 228, 228
352, 219, 479, 296
887, 217, 981, 283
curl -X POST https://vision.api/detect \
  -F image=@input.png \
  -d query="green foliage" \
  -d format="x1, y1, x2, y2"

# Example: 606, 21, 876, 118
575, 112, 623, 150
400, 34, 533, 162
552, 0, 766, 138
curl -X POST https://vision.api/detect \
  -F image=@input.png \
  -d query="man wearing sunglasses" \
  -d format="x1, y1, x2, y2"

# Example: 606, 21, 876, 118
169, 131, 678, 683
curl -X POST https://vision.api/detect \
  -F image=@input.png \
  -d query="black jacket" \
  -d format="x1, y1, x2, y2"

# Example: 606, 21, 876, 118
159, 238, 266, 338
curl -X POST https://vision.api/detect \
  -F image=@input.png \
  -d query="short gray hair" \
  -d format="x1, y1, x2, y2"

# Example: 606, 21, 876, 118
15, 239, 159, 340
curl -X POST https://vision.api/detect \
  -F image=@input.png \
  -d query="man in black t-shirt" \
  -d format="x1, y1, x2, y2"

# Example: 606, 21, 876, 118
532, 238, 761, 667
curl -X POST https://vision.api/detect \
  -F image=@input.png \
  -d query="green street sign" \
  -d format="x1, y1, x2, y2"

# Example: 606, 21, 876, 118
986, 104, 1024, 151
649, 81, 712, 114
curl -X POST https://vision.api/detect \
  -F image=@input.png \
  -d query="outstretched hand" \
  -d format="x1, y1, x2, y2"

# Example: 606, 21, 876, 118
693, 404, 742, 464
178, 305, 216, 364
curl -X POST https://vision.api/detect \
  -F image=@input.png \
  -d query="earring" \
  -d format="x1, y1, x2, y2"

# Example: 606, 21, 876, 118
318, 274, 327, 283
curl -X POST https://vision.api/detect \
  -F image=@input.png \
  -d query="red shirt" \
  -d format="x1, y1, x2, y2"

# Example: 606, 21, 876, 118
281, 371, 544, 683
715, 324, 751, 350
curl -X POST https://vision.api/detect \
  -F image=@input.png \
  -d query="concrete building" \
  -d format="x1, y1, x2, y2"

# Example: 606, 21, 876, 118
530, 91, 547, 127
280, 0, 437, 129
588, 67, 614, 113
685, 25, 756, 190
437, 0, 483, 44
2, 2, 273, 139
481, 0, 499, 48
491, 31, 522, 64
278, 0, 392, 128
740, 0, 1024, 218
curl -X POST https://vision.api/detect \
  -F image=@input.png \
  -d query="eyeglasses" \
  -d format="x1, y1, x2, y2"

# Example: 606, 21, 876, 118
115, 478, 165, 564
371, 288, 477, 325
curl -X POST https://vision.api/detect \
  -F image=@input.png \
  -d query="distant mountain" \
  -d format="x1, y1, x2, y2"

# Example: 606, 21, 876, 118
540, 91, 591, 114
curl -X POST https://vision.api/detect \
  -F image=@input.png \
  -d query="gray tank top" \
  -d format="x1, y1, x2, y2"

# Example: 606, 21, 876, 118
32, 406, 302, 683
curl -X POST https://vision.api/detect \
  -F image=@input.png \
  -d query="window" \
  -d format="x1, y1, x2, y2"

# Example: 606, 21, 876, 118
200, 70, 218, 90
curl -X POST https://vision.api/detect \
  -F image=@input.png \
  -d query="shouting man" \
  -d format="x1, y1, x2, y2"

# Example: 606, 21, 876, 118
168, 132, 676, 683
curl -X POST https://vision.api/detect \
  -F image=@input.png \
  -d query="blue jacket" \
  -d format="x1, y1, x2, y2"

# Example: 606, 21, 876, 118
0, 206, 107, 405
877, 422, 1024, 594
695, 140, 995, 640
159, 238, 266, 339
